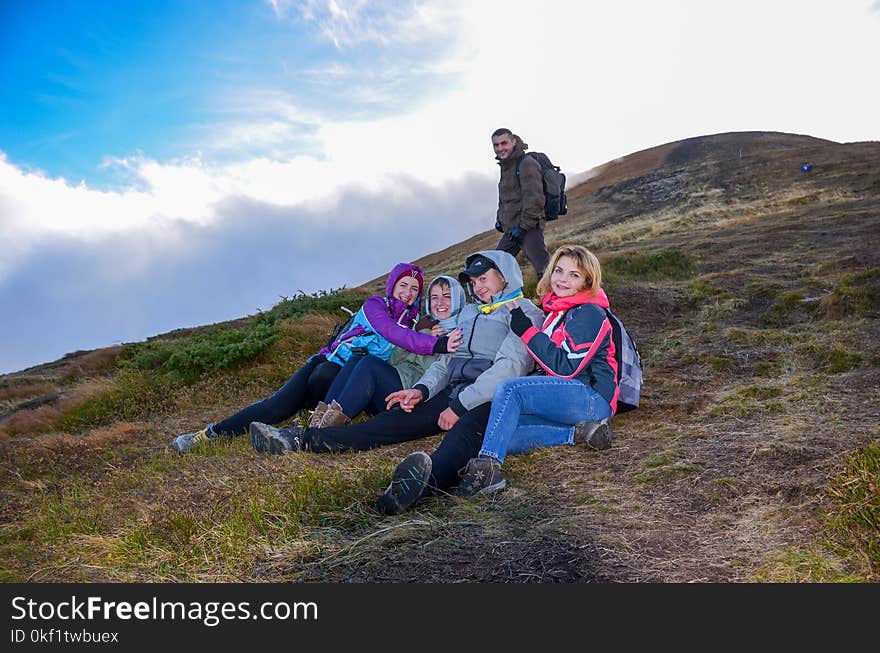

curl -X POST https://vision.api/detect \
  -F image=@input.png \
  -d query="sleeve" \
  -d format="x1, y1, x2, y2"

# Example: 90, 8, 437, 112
520, 305, 610, 378
518, 155, 545, 230
361, 296, 439, 355
453, 305, 542, 411
412, 355, 453, 399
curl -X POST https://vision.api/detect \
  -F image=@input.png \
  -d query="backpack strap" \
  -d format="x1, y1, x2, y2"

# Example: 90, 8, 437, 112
514, 152, 529, 178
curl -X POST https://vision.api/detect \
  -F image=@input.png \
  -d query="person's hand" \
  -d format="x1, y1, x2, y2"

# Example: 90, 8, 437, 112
495, 218, 503, 233
510, 225, 526, 243
507, 303, 532, 336
414, 315, 438, 332
386, 389, 423, 412
445, 328, 463, 353
438, 407, 460, 430
430, 323, 447, 337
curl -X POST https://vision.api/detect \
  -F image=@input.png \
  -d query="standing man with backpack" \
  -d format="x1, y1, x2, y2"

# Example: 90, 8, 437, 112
492, 127, 551, 278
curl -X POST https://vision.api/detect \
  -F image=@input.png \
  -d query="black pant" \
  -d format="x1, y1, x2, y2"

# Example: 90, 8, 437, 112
497, 227, 550, 278
324, 354, 402, 417
213, 355, 341, 436
428, 402, 492, 491
306, 389, 492, 492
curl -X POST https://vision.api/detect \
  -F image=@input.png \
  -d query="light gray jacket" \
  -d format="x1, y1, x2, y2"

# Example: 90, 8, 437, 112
414, 250, 543, 415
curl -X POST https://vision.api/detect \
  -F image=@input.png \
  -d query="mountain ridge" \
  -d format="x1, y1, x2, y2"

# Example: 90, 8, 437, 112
2, 129, 878, 583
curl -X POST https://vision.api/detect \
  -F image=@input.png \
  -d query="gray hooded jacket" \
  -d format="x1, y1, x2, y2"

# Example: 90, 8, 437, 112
388, 275, 467, 389
414, 250, 543, 415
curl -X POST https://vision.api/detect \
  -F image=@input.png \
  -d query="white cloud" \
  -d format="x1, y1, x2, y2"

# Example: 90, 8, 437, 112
6, 1, 879, 248
3, 0, 879, 372
274, 0, 461, 49
0, 172, 496, 373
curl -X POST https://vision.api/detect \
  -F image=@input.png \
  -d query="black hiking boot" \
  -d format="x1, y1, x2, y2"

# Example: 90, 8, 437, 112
375, 452, 432, 516
249, 422, 304, 454
574, 417, 613, 451
454, 455, 507, 497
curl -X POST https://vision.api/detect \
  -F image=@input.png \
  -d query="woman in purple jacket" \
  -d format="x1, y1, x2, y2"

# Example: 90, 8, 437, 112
171, 262, 462, 452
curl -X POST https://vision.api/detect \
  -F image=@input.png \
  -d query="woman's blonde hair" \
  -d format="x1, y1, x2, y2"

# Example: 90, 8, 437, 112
536, 244, 602, 298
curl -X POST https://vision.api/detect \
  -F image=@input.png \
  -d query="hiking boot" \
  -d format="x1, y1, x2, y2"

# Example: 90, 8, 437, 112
308, 401, 329, 429
249, 422, 304, 454
454, 455, 507, 497
375, 451, 432, 516
172, 424, 216, 453
574, 417, 613, 451
319, 399, 351, 428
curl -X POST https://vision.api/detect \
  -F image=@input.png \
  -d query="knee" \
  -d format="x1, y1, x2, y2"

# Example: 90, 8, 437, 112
311, 362, 339, 385
492, 378, 524, 403
359, 356, 385, 376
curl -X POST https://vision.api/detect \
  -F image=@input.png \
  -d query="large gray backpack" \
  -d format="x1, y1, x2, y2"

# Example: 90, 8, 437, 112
605, 308, 643, 413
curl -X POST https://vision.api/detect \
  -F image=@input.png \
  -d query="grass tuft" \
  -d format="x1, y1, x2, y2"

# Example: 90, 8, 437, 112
603, 249, 697, 282
826, 443, 880, 576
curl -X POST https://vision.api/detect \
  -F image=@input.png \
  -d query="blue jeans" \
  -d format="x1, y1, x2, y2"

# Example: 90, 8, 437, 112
324, 355, 402, 417
479, 376, 612, 463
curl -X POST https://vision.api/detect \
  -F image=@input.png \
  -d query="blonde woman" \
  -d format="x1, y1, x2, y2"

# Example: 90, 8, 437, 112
455, 244, 619, 497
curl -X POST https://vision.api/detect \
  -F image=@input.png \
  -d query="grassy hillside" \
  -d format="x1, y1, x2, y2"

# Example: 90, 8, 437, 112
2, 131, 878, 582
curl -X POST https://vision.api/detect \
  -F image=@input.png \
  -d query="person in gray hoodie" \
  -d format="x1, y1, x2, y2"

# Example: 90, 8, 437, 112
248, 251, 543, 514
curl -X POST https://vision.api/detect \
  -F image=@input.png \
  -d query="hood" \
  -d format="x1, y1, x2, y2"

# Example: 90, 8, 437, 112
385, 262, 424, 297
460, 250, 524, 303
385, 262, 424, 325
424, 274, 467, 330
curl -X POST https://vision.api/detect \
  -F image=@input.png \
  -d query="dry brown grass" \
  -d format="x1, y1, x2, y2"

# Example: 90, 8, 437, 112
0, 381, 56, 404
0, 378, 114, 438
59, 346, 123, 380
1, 131, 878, 583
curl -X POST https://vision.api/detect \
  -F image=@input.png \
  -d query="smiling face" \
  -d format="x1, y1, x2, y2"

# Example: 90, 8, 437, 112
492, 132, 516, 160
470, 269, 506, 303
428, 281, 453, 320
392, 276, 421, 305
550, 255, 589, 298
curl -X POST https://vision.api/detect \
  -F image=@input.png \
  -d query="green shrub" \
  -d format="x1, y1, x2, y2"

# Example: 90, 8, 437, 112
823, 268, 880, 319
737, 385, 783, 401
688, 280, 727, 303
118, 288, 369, 384
59, 370, 181, 430
265, 288, 369, 324
826, 443, 880, 575
796, 343, 863, 374
760, 291, 817, 327
119, 321, 278, 383
710, 356, 733, 371
603, 249, 696, 282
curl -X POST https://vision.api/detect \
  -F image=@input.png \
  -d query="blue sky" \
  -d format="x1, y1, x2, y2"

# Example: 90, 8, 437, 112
1, 0, 879, 374
0, 0, 456, 186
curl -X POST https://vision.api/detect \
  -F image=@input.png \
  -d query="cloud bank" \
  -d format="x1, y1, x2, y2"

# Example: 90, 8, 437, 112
1, 168, 495, 373
2, 0, 878, 373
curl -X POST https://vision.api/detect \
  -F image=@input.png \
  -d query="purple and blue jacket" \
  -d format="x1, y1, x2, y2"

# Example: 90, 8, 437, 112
319, 263, 440, 365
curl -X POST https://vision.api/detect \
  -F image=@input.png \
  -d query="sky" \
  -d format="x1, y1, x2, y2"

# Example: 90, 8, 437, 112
1, 0, 878, 374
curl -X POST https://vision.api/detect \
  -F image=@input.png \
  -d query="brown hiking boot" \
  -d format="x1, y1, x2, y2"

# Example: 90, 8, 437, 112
320, 399, 351, 428
308, 401, 329, 429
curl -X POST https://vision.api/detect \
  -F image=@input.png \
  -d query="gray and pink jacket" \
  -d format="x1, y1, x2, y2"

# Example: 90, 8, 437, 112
320, 263, 441, 365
